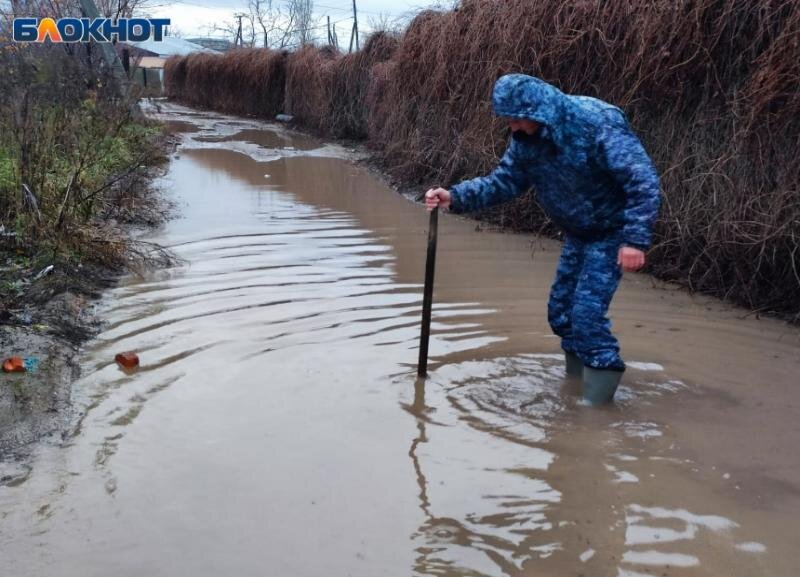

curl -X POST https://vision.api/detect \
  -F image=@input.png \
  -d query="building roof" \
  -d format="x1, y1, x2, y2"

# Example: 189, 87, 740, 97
116, 43, 159, 58
186, 38, 233, 52
128, 37, 219, 57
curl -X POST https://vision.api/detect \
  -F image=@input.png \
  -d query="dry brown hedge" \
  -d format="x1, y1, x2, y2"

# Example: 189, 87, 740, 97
164, 0, 800, 319
165, 48, 286, 117
284, 33, 399, 137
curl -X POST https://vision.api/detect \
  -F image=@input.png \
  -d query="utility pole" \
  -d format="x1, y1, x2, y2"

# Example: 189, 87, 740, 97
76, 0, 141, 118
348, 0, 359, 52
77, 0, 129, 88
121, 47, 130, 76
234, 13, 244, 48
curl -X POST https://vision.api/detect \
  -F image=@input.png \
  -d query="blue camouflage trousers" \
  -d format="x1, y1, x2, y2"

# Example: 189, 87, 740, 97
547, 232, 626, 371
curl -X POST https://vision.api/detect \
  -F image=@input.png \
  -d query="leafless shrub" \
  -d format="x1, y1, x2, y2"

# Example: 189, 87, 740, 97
1, 1, 168, 273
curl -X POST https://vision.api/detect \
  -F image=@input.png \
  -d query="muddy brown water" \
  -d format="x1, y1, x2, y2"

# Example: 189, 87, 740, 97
1, 103, 798, 576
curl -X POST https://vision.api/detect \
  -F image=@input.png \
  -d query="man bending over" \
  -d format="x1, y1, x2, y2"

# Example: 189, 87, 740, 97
425, 74, 660, 404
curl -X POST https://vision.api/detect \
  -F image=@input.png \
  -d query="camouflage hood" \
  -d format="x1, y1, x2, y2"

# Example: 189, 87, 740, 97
491, 74, 624, 150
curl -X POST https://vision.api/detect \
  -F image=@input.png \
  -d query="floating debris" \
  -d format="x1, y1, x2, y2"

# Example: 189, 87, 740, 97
2, 357, 25, 373
115, 352, 140, 369
2, 357, 40, 373
34, 265, 54, 280
23, 357, 39, 372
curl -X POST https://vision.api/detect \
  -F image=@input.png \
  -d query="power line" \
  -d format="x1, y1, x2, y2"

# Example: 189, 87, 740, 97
314, 1, 399, 16
347, 0, 357, 52
167, 0, 395, 17
163, 0, 400, 44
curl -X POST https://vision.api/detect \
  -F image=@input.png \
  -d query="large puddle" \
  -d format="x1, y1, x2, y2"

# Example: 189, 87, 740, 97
1, 102, 798, 577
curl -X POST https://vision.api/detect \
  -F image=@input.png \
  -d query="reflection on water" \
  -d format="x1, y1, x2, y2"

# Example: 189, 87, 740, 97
0, 102, 795, 577
194, 128, 318, 151
403, 356, 773, 576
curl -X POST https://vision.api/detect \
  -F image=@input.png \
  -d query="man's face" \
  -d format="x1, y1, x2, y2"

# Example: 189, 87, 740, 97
506, 118, 541, 135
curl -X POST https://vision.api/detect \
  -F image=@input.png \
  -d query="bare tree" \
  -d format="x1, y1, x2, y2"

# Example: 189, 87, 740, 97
208, 18, 239, 47
204, 0, 318, 51
245, 0, 317, 49
249, 0, 292, 49
211, 12, 258, 48
3, 0, 156, 20
243, 12, 257, 47
366, 12, 403, 35
288, 0, 316, 47
95, 0, 156, 18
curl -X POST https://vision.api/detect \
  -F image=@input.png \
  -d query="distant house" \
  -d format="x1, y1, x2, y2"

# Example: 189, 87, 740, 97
118, 37, 219, 95
186, 38, 233, 52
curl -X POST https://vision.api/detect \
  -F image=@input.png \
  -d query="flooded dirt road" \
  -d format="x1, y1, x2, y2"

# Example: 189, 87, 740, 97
1, 103, 798, 576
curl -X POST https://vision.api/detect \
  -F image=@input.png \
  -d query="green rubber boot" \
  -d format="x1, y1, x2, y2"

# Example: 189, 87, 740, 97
565, 352, 583, 378
582, 367, 623, 405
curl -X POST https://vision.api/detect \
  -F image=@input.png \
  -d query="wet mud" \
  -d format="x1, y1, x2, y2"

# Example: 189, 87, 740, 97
1, 102, 798, 577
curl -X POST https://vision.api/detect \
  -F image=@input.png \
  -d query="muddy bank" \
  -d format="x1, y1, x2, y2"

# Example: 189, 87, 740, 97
1, 103, 799, 577
0, 135, 175, 465
0, 262, 117, 458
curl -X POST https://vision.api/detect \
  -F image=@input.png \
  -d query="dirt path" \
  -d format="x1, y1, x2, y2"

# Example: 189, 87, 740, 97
1, 102, 798, 577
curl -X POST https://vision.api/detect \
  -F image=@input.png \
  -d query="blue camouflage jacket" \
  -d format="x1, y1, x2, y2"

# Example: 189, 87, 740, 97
450, 74, 660, 249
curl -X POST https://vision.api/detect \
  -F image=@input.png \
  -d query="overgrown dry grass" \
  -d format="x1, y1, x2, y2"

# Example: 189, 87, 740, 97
165, 49, 287, 118
164, 0, 800, 319
285, 33, 398, 138
0, 39, 169, 270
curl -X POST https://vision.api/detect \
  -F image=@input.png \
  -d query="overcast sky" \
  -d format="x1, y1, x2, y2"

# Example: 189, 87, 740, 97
149, 0, 449, 42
